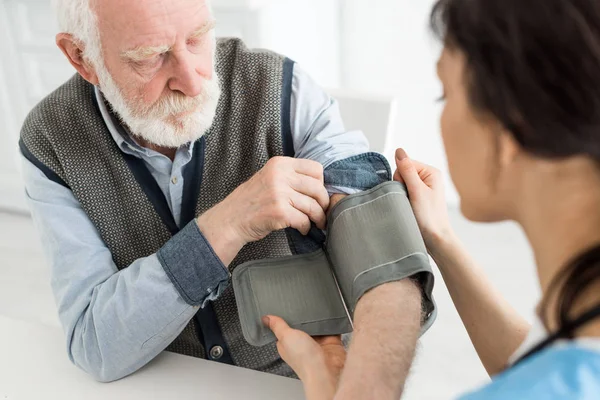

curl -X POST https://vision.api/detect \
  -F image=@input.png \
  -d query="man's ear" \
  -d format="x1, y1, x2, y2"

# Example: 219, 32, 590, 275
56, 33, 99, 86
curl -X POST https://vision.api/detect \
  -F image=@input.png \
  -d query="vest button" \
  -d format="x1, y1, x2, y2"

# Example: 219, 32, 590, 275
210, 345, 224, 360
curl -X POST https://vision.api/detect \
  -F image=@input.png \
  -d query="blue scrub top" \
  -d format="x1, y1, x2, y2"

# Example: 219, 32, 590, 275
459, 344, 600, 399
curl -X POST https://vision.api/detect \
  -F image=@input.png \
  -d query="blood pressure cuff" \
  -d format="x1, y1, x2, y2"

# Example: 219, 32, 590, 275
233, 181, 437, 347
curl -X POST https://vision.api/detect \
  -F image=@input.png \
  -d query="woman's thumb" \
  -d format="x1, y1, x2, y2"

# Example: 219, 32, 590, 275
395, 148, 422, 190
262, 315, 290, 339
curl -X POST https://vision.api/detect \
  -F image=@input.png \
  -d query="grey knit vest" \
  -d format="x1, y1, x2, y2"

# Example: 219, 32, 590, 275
20, 38, 305, 377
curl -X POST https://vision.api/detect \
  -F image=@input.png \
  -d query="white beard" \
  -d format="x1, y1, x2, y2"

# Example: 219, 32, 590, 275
94, 58, 221, 148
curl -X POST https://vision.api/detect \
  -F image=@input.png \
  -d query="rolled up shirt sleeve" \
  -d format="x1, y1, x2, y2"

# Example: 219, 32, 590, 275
21, 156, 228, 382
290, 65, 391, 194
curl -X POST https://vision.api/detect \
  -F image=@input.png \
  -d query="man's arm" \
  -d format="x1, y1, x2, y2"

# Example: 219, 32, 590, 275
23, 152, 331, 383
292, 66, 423, 398
264, 276, 422, 400
22, 157, 229, 382
335, 281, 422, 400
305, 194, 422, 400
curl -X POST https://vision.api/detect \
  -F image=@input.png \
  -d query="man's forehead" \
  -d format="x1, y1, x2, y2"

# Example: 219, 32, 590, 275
94, 0, 211, 48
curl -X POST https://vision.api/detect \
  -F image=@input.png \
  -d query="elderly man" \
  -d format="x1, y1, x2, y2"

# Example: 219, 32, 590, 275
20, 0, 422, 384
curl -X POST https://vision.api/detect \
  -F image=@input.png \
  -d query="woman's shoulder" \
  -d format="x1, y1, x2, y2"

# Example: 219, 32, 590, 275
459, 344, 600, 400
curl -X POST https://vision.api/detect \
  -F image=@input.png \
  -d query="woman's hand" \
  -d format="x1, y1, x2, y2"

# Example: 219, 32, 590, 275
393, 148, 455, 250
263, 316, 346, 399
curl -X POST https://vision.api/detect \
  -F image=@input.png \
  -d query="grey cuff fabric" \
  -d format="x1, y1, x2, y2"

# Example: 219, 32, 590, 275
233, 181, 437, 346
157, 220, 230, 307
325, 182, 436, 329
324, 152, 392, 191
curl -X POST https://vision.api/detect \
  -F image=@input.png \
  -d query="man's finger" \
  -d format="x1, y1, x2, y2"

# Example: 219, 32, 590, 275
262, 315, 292, 340
289, 192, 327, 230
291, 158, 325, 181
289, 174, 330, 211
287, 207, 312, 234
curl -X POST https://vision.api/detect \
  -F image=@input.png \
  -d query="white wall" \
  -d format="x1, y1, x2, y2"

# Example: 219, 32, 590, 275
0, 0, 460, 207
341, 0, 459, 204
0, 0, 75, 212
213, 0, 341, 87
256, 0, 341, 87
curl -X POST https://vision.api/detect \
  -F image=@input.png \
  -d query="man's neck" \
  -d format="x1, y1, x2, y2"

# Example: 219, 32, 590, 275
135, 136, 178, 161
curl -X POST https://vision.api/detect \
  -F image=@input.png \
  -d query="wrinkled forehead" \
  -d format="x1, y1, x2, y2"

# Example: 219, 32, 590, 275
93, 0, 212, 53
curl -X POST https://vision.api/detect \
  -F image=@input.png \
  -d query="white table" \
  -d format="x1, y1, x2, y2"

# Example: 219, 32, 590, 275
0, 316, 305, 400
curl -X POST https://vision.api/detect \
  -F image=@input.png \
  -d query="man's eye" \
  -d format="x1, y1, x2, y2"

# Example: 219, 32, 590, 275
136, 55, 163, 69
187, 35, 208, 48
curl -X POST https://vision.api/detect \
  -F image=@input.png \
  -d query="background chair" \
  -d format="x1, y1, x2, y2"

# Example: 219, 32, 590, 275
327, 88, 398, 162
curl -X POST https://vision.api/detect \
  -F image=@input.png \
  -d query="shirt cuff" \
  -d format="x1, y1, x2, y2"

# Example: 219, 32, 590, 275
324, 152, 392, 192
326, 185, 362, 196
157, 220, 230, 307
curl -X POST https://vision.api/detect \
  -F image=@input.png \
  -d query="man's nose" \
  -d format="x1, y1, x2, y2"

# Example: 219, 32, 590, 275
168, 51, 212, 98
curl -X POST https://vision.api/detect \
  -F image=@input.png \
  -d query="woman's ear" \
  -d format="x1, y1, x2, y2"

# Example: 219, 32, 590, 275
56, 33, 99, 86
497, 125, 521, 168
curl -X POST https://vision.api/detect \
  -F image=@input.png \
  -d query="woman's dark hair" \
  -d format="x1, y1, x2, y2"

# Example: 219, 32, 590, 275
430, 0, 600, 341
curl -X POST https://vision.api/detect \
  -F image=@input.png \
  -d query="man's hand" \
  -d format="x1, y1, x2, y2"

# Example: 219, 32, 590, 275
197, 157, 330, 265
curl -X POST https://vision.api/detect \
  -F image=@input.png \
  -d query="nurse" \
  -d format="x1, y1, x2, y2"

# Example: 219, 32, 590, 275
263, 0, 600, 398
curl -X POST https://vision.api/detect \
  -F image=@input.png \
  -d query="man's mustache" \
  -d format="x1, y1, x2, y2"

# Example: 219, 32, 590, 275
137, 92, 205, 119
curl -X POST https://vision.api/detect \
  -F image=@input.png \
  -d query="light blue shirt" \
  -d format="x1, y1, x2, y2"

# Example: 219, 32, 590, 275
22, 65, 375, 382
459, 345, 600, 399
